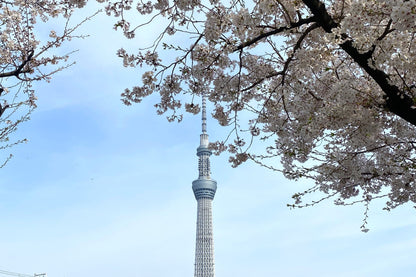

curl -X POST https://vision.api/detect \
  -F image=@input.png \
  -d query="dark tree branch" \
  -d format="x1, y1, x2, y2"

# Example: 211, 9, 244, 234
241, 23, 319, 92
0, 86, 8, 117
302, 0, 416, 126
364, 19, 394, 58
281, 23, 319, 85
235, 16, 316, 51
0, 103, 9, 117
302, 0, 337, 32
0, 50, 34, 78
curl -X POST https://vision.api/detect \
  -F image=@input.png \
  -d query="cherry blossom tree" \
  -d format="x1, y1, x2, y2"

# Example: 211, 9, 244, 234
101, 0, 416, 230
0, 0, 91, 167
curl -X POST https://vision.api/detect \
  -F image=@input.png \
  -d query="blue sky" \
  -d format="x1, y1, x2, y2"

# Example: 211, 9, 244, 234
0, 2, 415, 277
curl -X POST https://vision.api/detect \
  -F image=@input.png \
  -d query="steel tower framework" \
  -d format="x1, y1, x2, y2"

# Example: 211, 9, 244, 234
192, 94, 217, 277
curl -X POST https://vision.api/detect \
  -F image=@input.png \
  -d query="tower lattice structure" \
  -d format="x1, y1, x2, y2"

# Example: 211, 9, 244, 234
192, 94, 217, 277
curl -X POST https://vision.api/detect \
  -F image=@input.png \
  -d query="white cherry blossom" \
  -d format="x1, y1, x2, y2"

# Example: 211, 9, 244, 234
100, 0, 416, 230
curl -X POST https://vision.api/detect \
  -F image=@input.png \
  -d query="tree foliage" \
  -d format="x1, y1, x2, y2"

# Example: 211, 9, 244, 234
101, 0, 416, 230
0, 0, 91, 167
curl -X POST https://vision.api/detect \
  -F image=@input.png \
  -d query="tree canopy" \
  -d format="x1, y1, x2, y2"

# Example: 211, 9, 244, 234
0, 0, 91, 167
101, 0, 416, 230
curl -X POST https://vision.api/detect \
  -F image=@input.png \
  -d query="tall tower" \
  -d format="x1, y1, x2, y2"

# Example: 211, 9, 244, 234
192, 94, 217, 277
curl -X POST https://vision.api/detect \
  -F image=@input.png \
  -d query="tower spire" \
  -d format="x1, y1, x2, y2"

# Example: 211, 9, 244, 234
192, 92, 217, 277
199, 94, 209, 149
202, 93, 207, 134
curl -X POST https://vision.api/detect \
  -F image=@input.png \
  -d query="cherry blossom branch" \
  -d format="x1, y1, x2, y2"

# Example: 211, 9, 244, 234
0, 50, 34, 78
104, 0, 416, 219
302, 0, 416, 126
241, 22, 319, 91
365, 19, 394, 58
235, 16, 316, 51
281, 23, 319, 85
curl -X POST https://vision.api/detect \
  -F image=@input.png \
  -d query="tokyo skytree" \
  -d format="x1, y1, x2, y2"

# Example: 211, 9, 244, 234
192, 94, 217, 277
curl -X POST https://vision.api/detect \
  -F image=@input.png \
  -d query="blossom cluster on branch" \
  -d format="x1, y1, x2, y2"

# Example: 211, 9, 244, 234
0, 0, 91, 167
100, 0, 416, 229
